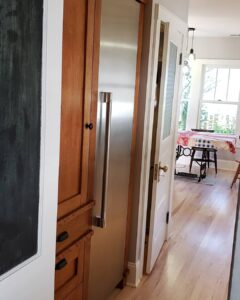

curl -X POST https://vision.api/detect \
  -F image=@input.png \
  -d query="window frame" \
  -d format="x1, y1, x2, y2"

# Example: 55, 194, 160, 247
198, 64, 240, 135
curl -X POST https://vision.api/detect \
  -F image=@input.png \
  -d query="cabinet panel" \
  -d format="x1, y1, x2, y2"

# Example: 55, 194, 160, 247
56, 0, 97, 298
55, 239, 84, 298
58, 0, 95, 219
64, 285, 83, 300
55, 232, 93, 300
56, 202, 94, 255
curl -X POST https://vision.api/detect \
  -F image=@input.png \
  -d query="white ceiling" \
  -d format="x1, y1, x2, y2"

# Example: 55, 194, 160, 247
189, 0, 240, 37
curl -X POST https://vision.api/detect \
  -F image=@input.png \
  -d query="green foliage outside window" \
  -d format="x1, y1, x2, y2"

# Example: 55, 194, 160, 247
178, 71, 192, 130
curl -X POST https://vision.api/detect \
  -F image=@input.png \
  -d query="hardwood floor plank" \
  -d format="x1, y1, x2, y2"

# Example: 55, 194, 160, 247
109, 170, 238, 300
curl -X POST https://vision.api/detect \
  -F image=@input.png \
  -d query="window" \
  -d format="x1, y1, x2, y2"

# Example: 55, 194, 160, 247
178, 70, 192, 130
199, 66, 240, 134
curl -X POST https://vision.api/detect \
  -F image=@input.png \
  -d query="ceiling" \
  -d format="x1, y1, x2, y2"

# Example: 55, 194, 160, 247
189, 0, 240, 37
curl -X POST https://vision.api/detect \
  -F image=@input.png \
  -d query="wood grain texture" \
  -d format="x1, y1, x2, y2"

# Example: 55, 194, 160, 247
55, 239, 84, 299
58, 0, 86, 202
109, 170, 238, 300
56, 201, 94, 255
136, 0, 148, 4
56, 0, 96, 298
83, 235, 92, 300
64, 285, 83, 300
87, 0, 102, 202
124, 2, 145, 275
58, 0, 96, 218
231, 161, 240, 188
55, 231, 93, 300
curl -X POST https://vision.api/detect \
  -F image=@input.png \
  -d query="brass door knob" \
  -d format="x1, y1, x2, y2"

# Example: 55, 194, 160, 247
159, 164, 168, 173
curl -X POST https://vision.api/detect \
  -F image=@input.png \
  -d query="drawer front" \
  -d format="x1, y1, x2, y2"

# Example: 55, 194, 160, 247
56, 204, 93, 255
55, 239, 84, 299
65, 285, 83, 300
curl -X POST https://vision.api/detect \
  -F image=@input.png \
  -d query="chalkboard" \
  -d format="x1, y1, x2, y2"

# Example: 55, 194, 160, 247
0, 1, 43, 276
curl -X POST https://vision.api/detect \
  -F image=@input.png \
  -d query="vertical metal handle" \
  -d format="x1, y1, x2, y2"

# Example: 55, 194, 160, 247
93, 92, 112, 228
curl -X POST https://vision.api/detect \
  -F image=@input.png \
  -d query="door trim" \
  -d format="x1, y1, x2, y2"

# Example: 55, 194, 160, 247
124, 1, 146, 279
88, 0, 102, 202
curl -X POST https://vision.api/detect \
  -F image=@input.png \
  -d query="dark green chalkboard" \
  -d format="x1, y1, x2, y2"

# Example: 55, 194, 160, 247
0, 1, 43, 275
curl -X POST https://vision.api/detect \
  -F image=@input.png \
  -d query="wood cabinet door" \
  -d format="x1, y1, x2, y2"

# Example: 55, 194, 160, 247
58, 0, 96, 219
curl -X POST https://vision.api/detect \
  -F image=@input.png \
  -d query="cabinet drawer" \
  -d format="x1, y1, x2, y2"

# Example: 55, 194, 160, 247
56, 201, 94, 255
64, 285, 83, 300
55, 239, 84, 299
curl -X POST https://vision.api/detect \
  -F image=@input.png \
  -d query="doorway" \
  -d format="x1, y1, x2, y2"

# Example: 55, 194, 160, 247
145, 22, 165, 271
144, 4, 239, 298
144, 14, 183, 273
143, 19, 239, 300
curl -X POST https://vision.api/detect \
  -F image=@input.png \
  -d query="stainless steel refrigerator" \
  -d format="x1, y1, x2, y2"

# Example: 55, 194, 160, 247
89, 0, 140, 299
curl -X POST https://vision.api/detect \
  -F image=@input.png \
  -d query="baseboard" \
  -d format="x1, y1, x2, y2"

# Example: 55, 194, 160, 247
126, 260, 142, 288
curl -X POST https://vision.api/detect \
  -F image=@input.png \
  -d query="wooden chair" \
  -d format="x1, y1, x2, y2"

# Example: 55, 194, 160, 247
231, 160, 240, 188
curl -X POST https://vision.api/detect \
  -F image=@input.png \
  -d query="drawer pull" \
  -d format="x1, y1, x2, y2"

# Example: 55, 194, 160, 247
57, 231, 69, 243
55, 259, 67, 271
85, 123, 93, 130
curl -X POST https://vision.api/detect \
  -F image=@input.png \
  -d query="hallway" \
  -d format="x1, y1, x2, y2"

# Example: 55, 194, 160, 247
109, 170, 238, 300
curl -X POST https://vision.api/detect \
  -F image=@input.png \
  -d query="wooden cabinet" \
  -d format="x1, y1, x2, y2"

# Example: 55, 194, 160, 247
58, 0, 95, 220
56, 202, 93, 255
55, 0, 99, 299
55, 233, 93, 300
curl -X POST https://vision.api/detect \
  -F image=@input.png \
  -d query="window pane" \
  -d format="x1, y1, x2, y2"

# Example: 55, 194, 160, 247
178, 71, 192, 130
203, 67, 217, 100
228, 69, 240, 102
163, 42, 177, 139
215, 68, 229, 101
200, 103, 237, 134
178, 101, 189, 130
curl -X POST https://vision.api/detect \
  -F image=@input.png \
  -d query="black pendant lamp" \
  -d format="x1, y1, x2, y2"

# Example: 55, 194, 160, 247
188, 27, 196, 62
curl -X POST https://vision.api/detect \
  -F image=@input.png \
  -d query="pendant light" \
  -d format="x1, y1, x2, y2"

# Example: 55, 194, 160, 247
182, 60, 190, 75
188, 27, 196, 62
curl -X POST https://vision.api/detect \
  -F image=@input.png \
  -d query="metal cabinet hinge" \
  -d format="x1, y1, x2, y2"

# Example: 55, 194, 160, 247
166, 211, 170, 224
154, 163, 159, 181
179, 53, 183, 65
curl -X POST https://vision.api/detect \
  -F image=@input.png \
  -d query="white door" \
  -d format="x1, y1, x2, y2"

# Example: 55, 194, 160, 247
0, 1, 63, 299
146, 23, 183, 273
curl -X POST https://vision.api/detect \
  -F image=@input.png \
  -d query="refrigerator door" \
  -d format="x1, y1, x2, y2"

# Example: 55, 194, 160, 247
89, 0, 140, 299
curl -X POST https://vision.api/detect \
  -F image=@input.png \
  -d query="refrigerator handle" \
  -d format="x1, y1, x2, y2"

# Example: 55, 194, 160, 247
93, 92, 112, 228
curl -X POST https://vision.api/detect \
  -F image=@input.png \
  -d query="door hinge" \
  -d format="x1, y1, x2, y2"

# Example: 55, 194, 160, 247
166, 211, 170, 224
179, 53, 183, 65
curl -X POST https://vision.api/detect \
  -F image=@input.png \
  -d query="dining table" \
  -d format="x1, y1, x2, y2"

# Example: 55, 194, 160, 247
176, 130, 239, 181
177, 130, 238, 154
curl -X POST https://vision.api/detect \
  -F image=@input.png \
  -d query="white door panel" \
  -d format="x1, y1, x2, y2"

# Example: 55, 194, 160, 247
146, 23, 183, 273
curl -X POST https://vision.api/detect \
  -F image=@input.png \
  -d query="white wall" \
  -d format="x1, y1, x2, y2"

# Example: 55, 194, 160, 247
157, 0, 189, 23
195, 37, 240, 60
0, 1, 63, 299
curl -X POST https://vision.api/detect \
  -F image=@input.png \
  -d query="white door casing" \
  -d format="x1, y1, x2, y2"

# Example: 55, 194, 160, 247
146, 13, 184, 273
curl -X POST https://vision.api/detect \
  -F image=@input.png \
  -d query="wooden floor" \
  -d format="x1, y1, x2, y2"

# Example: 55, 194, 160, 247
109, 170, 238, 300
